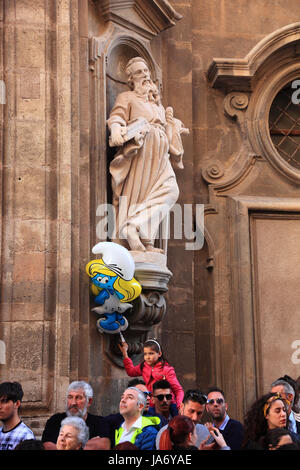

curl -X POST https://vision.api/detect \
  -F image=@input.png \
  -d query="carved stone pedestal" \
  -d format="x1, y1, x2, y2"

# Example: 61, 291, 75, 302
105, 252, 172, 367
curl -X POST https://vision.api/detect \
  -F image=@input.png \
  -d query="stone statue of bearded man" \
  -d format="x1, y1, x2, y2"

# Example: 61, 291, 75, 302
107, 56, 188, 253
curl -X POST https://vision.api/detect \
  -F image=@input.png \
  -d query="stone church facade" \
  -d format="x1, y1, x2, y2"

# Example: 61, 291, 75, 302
0, 0, 300, 435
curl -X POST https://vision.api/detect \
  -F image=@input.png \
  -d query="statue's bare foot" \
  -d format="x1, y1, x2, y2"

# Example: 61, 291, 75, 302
126, 225, 146, 251
129, 239, 146, 251
145, 245, 164, 253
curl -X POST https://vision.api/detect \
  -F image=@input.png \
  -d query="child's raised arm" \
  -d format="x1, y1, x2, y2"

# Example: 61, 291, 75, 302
118, 341, 129, 359
118, 342, 143, 378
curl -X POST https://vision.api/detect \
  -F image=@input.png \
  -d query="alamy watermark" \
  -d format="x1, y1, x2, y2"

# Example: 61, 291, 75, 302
291, 80, 300, 104
0, 80, 5, 105
96, 200, 204, 251
291, 339, 300, 365
0, 340, 5, 365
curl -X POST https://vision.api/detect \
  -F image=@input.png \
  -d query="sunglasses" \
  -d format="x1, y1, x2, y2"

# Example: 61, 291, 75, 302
206, 398, 224, 405
154, 394, 172, 401
143, 391, 152, 397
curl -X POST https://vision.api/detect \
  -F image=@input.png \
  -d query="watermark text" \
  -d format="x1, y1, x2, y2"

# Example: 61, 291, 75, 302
0, 80, 5, 105
96, 201, 204, 251
0, 340, 5, 365
291, 339, 300, 365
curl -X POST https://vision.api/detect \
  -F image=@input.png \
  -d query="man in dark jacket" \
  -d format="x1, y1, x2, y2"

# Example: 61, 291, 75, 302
147, 380, 178, 427
205, 387, 244, 450
42, 381, 110, 450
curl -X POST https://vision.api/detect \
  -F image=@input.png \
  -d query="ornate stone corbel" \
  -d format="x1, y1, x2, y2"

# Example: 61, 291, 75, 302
202, 162, 225, 182
224, 91, 249, 119
202, 94, 249, 185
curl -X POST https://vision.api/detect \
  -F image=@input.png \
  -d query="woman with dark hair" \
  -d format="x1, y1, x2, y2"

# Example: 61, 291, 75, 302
159, 415, 230, 451
262, 427, 294, 450
159, 415, 198, 450
242, 393, 289, 450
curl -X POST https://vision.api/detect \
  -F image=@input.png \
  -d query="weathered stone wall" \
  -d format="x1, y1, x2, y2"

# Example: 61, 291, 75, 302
1, 0, 300, 433
0, 0, 93, 434
161, 0, 300, 420
0, 0, 59, 411
159, 1, 196, 394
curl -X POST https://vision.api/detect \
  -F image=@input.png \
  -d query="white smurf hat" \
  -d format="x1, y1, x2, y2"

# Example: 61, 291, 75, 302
91, 241, 135, 281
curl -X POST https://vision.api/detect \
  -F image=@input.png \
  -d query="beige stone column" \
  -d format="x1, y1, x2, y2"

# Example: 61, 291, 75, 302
54, 0, 74, 408
0, 0, 55, 410
0, 0, 91, 431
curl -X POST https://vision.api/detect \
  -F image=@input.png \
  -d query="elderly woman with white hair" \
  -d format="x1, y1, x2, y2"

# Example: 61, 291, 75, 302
56, 417, 89, 450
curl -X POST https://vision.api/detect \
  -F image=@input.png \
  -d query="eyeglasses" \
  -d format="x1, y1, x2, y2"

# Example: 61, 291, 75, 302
185, 391, 207, 404
154, 394, 172, 401
206, 398, 224, 405
143, 391, 152, 397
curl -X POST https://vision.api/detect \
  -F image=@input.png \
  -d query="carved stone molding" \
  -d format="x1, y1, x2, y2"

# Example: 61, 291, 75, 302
207, 22, 300, 92
207, 23, 300, 185
202, 150, 260, 190
133, 253, 172, 291
202, 218, 217, 270
98, 0, 183, 39
249, 62, 300, 183
224, 92, 249, 118
89, 32, 160, 76
203, 153, 261, 200
202, 163, 224, 182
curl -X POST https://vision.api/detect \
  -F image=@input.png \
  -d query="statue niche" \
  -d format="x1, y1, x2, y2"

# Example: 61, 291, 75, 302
103, 54, 188, 366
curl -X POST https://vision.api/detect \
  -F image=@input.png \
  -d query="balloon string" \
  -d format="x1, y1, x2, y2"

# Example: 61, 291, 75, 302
119, 332, 125, 343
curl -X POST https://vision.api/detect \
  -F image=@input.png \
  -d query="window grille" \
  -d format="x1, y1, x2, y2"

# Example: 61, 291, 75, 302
269, 81, 300, 170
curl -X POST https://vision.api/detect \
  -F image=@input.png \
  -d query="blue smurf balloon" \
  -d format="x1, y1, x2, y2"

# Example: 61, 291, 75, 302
86, 242, 142, 335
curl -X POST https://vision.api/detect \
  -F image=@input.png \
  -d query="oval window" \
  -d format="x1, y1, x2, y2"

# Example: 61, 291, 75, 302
269, 80, 300, 170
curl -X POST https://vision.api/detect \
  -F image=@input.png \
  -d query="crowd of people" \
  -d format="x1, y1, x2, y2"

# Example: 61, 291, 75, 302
0, 338, 300, 451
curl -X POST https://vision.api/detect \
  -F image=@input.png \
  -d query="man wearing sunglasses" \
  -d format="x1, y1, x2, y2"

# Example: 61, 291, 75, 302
205, 387, 244, 450
147, 380, 178, 427
156, 389, 213, 449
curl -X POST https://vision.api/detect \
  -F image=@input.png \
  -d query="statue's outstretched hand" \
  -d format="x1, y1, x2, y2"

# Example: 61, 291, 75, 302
165, 106, 174, 125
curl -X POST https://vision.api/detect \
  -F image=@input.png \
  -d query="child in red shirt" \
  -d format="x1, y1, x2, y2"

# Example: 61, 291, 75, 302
119, 338, 184, 409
